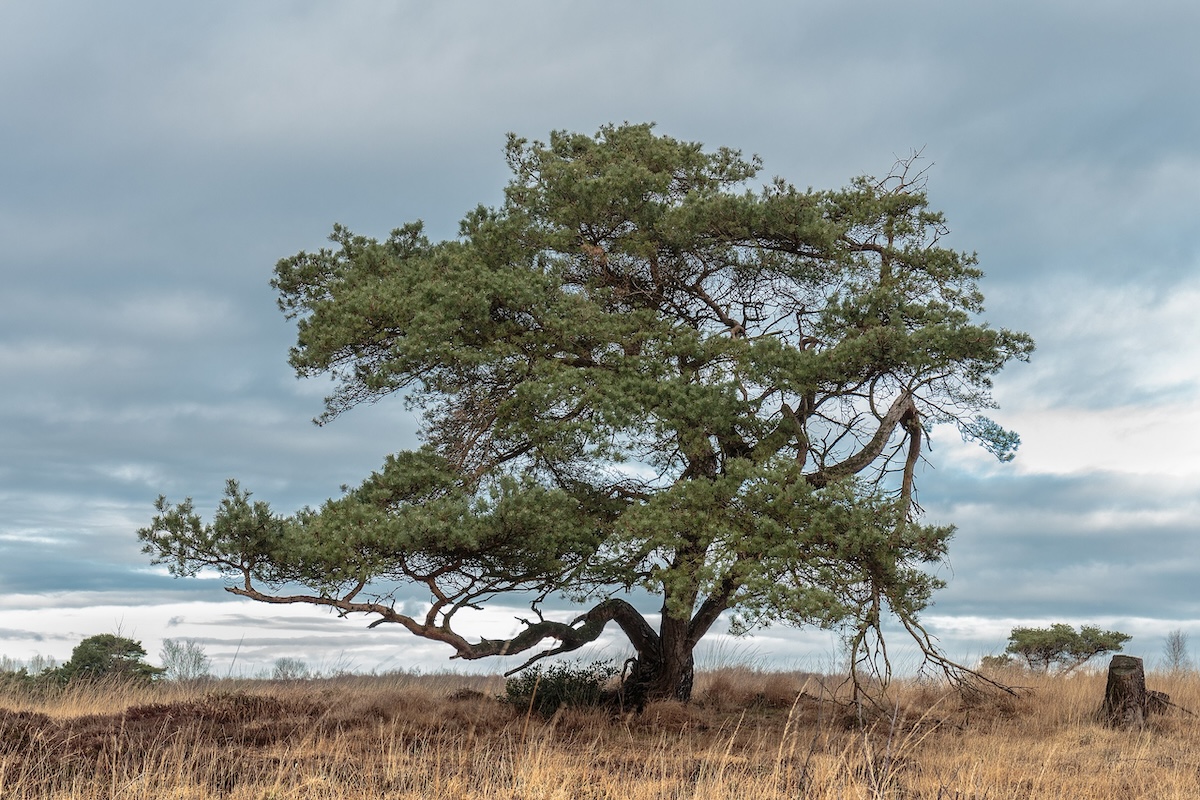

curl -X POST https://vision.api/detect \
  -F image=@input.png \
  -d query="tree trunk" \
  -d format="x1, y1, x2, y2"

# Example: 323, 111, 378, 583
1100, 655, 1169, 728
621, 647, 694, 709
620, 619, 696, 709
1101, 655, 1146, 729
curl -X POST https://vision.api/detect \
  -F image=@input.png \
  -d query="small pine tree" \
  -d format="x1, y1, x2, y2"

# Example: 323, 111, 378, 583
56, 634, 165, 684
1005, 624, 1130, 673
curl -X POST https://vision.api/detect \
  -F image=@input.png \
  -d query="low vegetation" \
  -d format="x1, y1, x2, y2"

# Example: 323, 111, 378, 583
2, 665, 1199, 798
503, 659, 619, 716
0, 635, 163, 689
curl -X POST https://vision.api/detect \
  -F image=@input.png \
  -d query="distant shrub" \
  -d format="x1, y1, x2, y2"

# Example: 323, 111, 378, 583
54, 634, 164, 685
271, 657, 311, 681
0, 667, 33, 691
0, 655, 62, 693
504, 660, 617, 715
979, 654, 1019, 671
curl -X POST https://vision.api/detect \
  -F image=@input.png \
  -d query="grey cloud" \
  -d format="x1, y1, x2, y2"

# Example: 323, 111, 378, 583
0, 532, 198, 596
919, 467, 1200, 620
2, 0, 1198, 669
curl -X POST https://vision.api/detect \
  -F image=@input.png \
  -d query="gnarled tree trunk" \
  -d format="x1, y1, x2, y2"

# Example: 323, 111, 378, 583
621, 642, 695, 710
616, 610, 699, 708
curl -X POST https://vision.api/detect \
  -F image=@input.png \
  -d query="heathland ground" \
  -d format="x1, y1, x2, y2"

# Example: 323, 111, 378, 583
2, 665, 1199, 798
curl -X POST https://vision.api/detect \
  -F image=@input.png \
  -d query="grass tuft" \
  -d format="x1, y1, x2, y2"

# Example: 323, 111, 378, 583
1, 668, 1199, 798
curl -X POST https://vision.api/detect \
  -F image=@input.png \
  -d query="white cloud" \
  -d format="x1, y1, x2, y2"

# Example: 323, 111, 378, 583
943, 274, 1200, 479
1002, 404, 1200, 479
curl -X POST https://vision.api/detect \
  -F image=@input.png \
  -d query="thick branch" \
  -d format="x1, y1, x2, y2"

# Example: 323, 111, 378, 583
227, 584, 476, 653
898, 404, 922, 515
805, 391, 917, 488
687, 573, 741, 649
226, 585, 656, 667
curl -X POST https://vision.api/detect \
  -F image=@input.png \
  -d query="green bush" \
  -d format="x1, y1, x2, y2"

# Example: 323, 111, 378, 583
1, 656, 65, 693
504, 659, 617, 715
54, 634, 165, 685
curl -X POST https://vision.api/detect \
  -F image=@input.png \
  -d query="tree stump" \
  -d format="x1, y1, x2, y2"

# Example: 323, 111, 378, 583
1100, 655, 1169, 728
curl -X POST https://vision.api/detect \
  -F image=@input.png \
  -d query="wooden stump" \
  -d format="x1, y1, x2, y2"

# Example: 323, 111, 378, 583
1100, 655, 1170, 728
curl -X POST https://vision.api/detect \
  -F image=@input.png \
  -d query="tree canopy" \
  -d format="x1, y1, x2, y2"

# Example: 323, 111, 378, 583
56, 634, 164, 684
1004, 624, 1131, 673
140, 123, 1033, 702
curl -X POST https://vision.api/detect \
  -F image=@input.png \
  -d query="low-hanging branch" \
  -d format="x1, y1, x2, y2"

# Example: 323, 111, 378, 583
140, 123, 1033, 703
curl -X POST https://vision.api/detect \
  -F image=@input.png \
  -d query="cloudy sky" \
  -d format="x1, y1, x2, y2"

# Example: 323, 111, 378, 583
2, 1, 1198, 677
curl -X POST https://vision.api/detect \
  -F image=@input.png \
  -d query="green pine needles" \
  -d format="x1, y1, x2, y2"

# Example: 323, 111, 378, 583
141, 124, 1033, 703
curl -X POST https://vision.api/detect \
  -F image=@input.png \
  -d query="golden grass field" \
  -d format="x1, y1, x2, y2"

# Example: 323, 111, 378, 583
2, 665, 1199, 799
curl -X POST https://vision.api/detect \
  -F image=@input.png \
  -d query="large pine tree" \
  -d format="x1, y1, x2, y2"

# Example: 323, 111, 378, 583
141, 124, 1032, 702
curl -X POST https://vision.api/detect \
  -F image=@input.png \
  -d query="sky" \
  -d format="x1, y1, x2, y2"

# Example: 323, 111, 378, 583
2, 1, 1199, 678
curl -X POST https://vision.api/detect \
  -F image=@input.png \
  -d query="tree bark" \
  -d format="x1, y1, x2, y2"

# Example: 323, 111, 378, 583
620, 641, 695, 710
619, 613, 697, 709
1100, 655, 1169, 728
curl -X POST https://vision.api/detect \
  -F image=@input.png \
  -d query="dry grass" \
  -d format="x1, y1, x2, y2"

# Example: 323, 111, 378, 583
2, 667, 1199, 798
